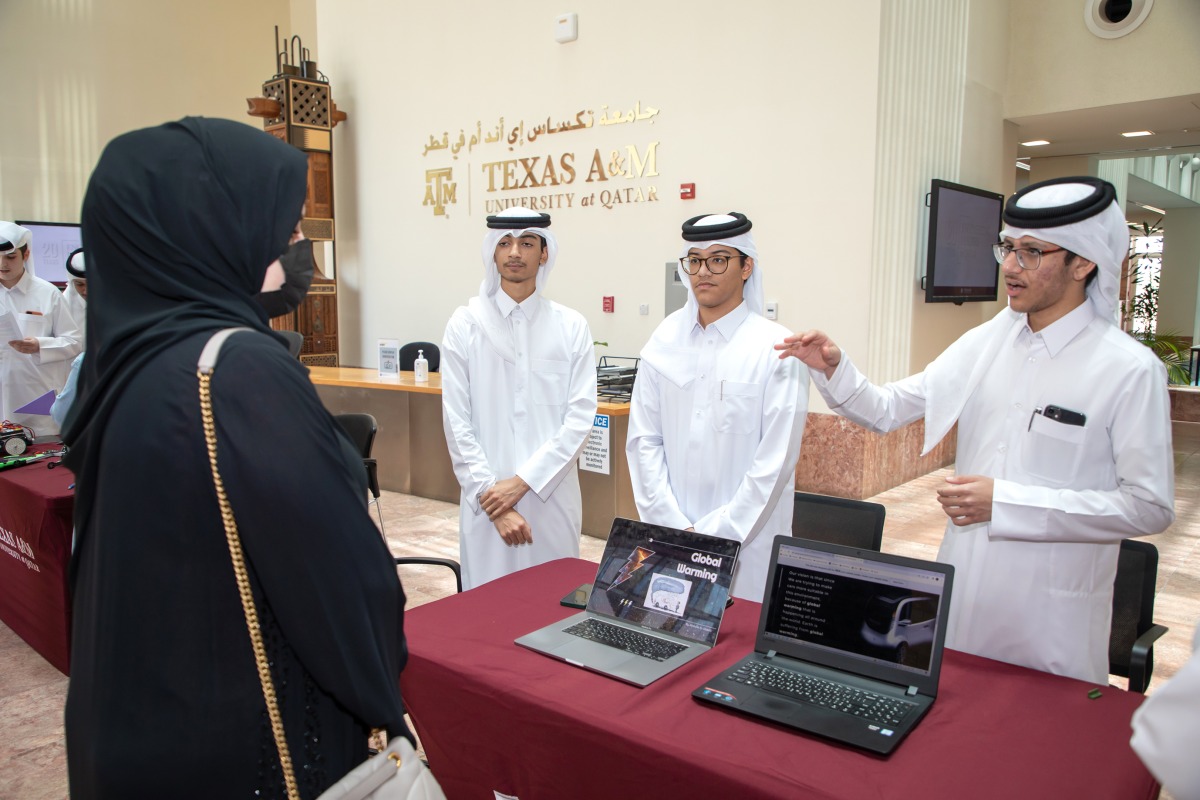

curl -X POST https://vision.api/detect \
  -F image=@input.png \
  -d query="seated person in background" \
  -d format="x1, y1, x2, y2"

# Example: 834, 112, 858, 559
50, 353, 84, 430
777, 176, 1175, 683
0, 221, 82, 436
626, 211, 807, 601
441, 207, 597, 590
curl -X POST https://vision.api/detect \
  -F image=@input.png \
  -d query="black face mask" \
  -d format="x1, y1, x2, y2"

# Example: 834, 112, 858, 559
256, 238, 314, 318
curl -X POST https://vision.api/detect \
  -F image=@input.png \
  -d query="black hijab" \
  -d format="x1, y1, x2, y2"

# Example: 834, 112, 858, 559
64, 117, 308, 522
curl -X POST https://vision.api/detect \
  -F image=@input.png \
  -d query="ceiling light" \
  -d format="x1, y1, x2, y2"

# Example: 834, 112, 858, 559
1131, 200, 1166, 215
1020, 140, 1050, 147
1121, 130, 1154, 137
1015, 161, 1031, 171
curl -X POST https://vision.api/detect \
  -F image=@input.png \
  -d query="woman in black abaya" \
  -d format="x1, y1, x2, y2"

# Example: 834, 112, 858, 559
63, 117, 410, 799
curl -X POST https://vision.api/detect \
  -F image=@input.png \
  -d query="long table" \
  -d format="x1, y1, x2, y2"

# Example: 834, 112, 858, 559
400, 559, 1158, 800
309, 367, 636, 539
0, 451, 74, 674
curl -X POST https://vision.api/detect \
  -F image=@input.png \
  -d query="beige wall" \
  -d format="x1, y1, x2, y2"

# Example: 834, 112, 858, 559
1158, 208, 1200, 341
316, 0, 885, 367
906, 0, 1011, 374
0, 0, 298, 222
1006, 0, 1200, 117
4, 0, 1193, 380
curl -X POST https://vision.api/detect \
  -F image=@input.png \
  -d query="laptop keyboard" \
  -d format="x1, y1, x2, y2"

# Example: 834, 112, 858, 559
728, 661, 916, 726
564, 618, 687, 662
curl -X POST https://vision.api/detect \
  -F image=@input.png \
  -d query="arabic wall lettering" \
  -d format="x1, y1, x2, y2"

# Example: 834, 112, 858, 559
420, 102, 662, 217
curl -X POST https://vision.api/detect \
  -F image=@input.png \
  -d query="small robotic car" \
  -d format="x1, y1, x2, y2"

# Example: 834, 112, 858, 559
1, 421, 34, 456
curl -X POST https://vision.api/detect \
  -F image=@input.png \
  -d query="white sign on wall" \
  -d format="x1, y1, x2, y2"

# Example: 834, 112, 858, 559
580, 414, 610, 475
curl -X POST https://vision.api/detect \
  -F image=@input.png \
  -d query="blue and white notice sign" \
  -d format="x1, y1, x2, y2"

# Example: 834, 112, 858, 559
580, 414, 610, 475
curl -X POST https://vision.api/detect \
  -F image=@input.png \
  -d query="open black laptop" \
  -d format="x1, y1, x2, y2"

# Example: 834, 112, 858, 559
692, 535, 953, 755
516, 518, 739, 687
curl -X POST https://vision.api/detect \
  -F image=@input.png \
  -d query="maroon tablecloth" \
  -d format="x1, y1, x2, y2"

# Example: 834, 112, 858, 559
400, 558, 1158, 800
0, 449, 73, 674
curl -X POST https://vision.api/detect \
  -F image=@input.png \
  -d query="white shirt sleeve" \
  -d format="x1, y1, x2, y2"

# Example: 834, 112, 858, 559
691, 357, 807, 544
441, 314, 496, 513
1131, 620, 1200, 800
627, 360, 694, 530
811, 354, 927, 434
517, 318, 597, 501
31, 287, 83, 366
990, 359, 1175, 543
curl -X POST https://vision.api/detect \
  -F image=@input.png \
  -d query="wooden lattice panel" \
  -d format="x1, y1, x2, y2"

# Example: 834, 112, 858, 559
290, 80, 330, 129
300, 353, 338, 368
261, 80, 287, 126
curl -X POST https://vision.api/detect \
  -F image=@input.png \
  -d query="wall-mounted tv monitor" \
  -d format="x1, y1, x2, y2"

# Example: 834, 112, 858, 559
924, 180, 1003, 304
14, 220, 82, 285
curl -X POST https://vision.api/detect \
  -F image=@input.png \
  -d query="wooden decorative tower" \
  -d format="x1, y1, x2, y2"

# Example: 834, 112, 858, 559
247, 28, 347, 367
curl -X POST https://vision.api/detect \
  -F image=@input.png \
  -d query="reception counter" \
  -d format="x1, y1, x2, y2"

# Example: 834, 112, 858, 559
308, 367, 635, 539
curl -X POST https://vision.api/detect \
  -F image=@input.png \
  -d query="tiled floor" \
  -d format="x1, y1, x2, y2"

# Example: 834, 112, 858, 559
2, 421, 1197, 798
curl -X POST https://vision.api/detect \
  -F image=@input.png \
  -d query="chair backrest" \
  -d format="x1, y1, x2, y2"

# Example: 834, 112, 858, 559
1109, 538, 1160, 679
279, 330, 304, 358
791, 491, 886, 551
399, 341, 440, 373
333, 413, 378, 460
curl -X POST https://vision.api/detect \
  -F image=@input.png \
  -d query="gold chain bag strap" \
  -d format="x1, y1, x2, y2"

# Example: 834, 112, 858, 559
197, 329, 446, 800
197, 327, 303, 800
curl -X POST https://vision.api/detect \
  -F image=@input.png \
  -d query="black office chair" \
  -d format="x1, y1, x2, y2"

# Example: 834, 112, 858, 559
334, 413, 385, 531
1109, 539, 1169, 693
332, 413, 462, 594
791, 491, 886, 551
399, 341, 440, 373
279, 330, 304, 359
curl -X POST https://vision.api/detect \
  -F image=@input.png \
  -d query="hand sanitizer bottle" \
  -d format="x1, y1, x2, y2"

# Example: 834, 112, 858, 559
414, 349, 429, 382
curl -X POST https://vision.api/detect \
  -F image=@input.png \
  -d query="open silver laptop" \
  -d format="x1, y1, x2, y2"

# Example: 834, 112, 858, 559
693, 535, 954, 754
515, 518, 740, 687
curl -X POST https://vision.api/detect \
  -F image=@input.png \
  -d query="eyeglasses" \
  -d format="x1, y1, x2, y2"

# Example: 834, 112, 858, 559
992, 242, 1064, 271
678, 254, 746, 275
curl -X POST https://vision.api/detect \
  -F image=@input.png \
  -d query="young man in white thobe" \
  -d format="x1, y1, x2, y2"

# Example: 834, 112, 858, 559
627, 212, 808, 602
442, 208, 597, 590
63, 248, 88, 346
778, 177, 1175, 683
0, 221, 83, 436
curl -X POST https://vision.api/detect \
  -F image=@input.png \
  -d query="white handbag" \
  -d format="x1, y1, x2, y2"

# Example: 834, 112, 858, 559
198, 329, 446, 800
315, 736, 446, 800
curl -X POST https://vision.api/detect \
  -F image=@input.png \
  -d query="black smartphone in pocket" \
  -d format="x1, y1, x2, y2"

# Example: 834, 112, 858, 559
1043, 405, 1086, 427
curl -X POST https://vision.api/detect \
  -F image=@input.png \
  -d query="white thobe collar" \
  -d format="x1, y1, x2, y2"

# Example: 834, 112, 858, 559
493, 288, 541, 322
1, 266, 34, 296
691, 301, 749, 341
1017, 301, 1095, 358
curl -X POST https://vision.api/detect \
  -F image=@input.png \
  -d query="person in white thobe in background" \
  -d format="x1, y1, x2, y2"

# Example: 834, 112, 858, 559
441, 207, 597, 590
63, 248, 88, 347
0, 221, 83, 436
778, 176, 1175, 683
1131, 617, 1200, 800
627, 211, 807, 601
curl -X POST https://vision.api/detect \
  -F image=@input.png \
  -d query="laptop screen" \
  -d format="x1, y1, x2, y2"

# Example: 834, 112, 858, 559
761, 539, 950, 679
587, 519, 740, 647
792, 493, 885, 550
